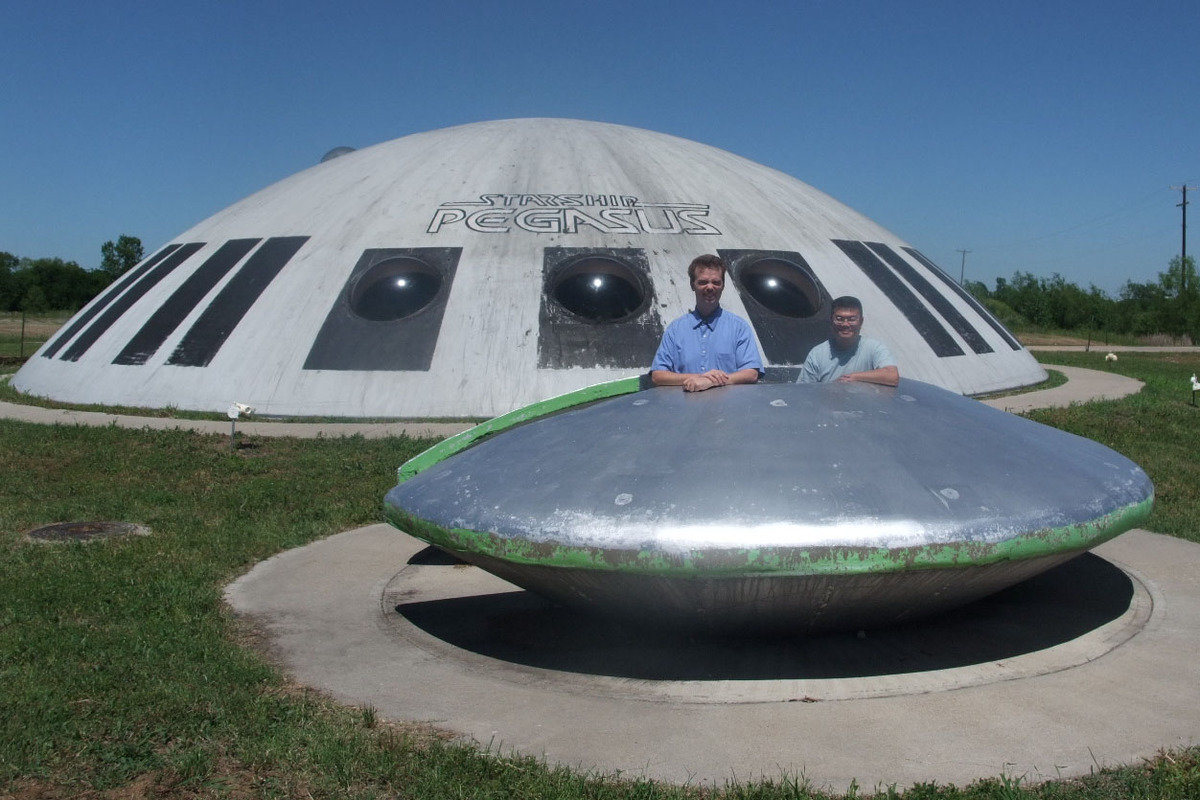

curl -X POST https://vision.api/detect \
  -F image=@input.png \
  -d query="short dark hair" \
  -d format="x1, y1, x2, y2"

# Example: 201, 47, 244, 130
688, 254, 726, 286
831, 295, 863, 316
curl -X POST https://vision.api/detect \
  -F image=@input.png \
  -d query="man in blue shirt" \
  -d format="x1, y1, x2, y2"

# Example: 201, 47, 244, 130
651, 254, 763, 392
798, 295, 899, 386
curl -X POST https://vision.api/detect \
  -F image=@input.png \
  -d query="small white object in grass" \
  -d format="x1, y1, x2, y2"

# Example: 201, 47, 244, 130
1105, 353, 1118, 362
227, 402, 255, 420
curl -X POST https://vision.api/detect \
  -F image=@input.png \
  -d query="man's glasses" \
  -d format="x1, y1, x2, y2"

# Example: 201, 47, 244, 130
833, 315, 861, 324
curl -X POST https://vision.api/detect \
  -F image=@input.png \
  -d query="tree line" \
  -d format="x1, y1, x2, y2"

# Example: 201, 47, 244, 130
3, 235, 1197, 343
0, 236, 143, 313
966, 255, 1198, 342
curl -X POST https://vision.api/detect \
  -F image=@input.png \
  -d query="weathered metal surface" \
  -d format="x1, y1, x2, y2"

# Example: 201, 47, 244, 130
384, 379, 1152, 632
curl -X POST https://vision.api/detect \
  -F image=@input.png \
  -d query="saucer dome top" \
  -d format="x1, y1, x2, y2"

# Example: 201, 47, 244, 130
16, 119, 1044, 417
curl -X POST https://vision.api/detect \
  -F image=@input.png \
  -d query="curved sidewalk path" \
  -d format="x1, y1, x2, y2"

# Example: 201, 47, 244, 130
224, 361, 1182, 793
0, 364, 1145, 438
228, 525, 1198, 793
979, 364, 1143, 414
0, 399, 473, 439
8, 365, 1183, 791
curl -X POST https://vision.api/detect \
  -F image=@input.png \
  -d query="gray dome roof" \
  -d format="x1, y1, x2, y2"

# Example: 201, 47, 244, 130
15, 119, 1043, 417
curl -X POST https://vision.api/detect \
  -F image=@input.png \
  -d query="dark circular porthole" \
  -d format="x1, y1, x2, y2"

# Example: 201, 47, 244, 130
349, 257, 442, 321
739, 258, 821, 318
548, 256, 647, 323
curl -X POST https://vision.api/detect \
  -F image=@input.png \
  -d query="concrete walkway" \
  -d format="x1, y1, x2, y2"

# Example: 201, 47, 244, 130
978, 365, 1143, 414
1026, 344, 1200, 352
226, 525, 1198, 792
0, 398, 473, 439
10, 364, 1185, 789
0, 363, 1145, 437
216, 364, 1185, 793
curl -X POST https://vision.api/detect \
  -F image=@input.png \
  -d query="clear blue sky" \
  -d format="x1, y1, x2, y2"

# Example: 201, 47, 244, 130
3, 0, 1197, 296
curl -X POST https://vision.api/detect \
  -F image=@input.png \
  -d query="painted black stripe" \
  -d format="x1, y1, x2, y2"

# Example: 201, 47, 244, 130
167, 236, 308, 367
832, 240, 964, 357
865, 243, 993, 355
59, 243, 205, 362
903, 247, 1022, 350
41, 244, 181, 359
112, 238, 262, 365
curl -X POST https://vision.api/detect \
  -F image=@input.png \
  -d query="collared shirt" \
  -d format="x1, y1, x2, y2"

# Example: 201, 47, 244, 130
797, 336, 896, 383
651, 307, 763, 376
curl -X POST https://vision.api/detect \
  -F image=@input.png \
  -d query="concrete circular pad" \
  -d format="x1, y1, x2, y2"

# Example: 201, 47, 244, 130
384, 544, 1150, 703
226, 524, 1199, 792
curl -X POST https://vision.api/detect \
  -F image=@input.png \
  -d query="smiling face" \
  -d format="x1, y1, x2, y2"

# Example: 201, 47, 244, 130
831, 304, 863, 350
692, 266, 725, 317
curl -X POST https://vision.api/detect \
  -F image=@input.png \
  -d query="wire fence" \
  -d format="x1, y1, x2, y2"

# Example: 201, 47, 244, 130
0, 312, 70, 362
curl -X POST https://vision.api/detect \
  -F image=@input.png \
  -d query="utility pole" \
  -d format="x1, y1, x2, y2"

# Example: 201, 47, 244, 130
1173, 184, 1189, 295
956, 249, 971, 285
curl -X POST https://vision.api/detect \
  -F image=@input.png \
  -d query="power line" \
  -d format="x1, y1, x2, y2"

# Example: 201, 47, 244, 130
971, 187, 1165, 252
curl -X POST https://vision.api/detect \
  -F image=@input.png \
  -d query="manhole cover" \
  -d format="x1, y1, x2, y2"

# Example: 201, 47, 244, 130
25, 521, 149, 543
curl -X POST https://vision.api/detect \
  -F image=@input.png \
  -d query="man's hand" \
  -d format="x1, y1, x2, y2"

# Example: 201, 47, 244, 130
691, 370, 731, 391
683, 370, 730, 392
651, 368, 760, 392
835, 365, 900, 386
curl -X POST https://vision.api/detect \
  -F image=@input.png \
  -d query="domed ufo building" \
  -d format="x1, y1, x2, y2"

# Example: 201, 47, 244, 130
14, 118, 1043, 418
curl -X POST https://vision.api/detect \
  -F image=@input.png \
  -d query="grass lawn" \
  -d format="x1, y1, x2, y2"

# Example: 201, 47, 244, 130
0, 311, 72, 360
2, 353, 1199, 799
1028, 350, 1200, 542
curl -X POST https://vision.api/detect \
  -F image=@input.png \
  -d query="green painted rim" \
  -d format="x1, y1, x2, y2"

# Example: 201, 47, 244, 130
389, 374, 1154, 578
396, 375, 643, 483
385, 493, 1153, 578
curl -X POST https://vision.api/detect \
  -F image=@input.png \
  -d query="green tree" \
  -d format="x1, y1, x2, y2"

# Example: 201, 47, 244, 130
985, 271, 1117, 335
12, 257, 109, 311
19, 284, 49, 313
962, 279, 991, 303
1156, 255, 1198, 342
100, 234, 144, 277
981, 296, 1026, 329
0, 251, 18, 311
1082, 284, 1114, 336
1115, 279, 1166, 336
995, 271, 1054, 327
1158, 254, 1197, 300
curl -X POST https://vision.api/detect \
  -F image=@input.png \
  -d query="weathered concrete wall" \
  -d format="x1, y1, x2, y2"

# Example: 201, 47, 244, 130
14, 119, 1044, 417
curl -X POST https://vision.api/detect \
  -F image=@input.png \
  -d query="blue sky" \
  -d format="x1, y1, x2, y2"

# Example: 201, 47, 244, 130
3, 0, 1197, 295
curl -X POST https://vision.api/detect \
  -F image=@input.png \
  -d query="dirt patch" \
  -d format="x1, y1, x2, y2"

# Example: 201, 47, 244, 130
1137, 333, 1195, 346
24, 521, 150, 544
1017, 332, 1094, 346
0, 315, 68, 338
1, 773, 164, 800
209, 437, 271, 457
3, 765, 281, 800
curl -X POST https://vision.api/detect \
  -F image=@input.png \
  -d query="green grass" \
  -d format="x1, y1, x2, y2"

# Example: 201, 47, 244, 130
1029, 350, 1200, 542
1, 354, 1199, 799
972, 368, 1069, 401
0, 373, 486, 425
0, 311, 71, 359
0, 365, 1061, 426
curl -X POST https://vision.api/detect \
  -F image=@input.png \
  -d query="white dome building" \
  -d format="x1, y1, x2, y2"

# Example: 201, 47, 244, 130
14, 119, 1043, 418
